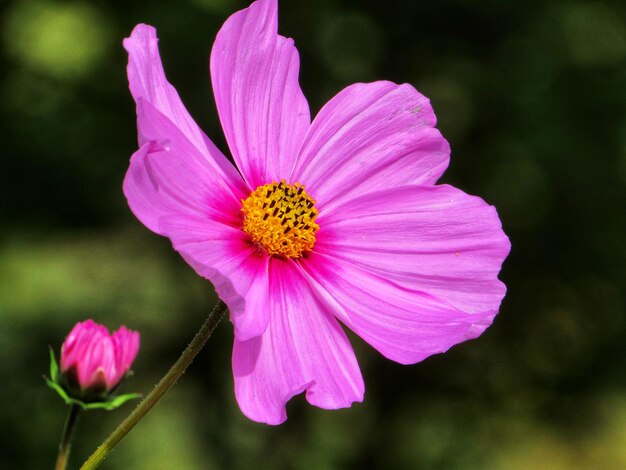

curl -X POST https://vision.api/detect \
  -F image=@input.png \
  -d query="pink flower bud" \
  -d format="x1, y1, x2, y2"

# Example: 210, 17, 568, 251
60, 320, 140, 396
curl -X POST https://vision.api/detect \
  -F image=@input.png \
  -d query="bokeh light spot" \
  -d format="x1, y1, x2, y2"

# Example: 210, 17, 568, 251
3, 0, 112, 79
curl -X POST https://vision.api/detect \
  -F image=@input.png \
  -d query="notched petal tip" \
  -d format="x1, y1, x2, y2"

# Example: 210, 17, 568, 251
235, 372, 313, 426
249, 0, 278, 17
304, 378, 365, 410
124, 23, 157, 47
232, 262, 364, 425
251, 377, 363, 425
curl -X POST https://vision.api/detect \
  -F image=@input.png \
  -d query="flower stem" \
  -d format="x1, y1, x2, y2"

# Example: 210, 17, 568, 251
80, 300, 228, 470
56, 404, 80, 470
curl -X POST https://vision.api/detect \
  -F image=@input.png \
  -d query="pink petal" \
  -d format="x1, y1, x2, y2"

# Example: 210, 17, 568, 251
96, 338, 118, 389
293, 81, 449, 211
78, 332, 115, 389
301, 253, 496, 365
316, 184, 510, 316
232, 258, 364, 424
61, 320, 107, 374
124, 24, 243, 189
211, 0, 310, 189
60, 320, 92, 371
123, 100, 244, 235
160, 214, 271, 340
112, 327, 140, 384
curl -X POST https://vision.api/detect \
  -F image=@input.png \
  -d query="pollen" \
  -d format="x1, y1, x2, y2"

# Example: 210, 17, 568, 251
241, 180, 319, 259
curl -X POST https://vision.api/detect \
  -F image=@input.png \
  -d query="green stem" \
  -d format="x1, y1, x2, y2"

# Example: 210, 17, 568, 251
80, 300, 228, 470
56, 404, 80, 470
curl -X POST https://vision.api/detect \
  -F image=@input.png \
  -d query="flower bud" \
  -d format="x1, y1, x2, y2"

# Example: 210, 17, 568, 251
60, 320, 140, 398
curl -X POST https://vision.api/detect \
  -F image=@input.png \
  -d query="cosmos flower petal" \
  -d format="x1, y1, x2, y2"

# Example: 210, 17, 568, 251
301, 253, 496, 365
112, 327, 140, 385
97, 338, 118, 390
293, 81, 449, 210
60, 319, 93, 371
232, 258, 364, 425
70, 324, 106, 387
80, 330, 113, 389
316, 184, 510, 316
160, 214, 271, 340
124, 24, 243, 188
211, 0, 310, 188
77, 337, 101, 387
123, 99, 244, 235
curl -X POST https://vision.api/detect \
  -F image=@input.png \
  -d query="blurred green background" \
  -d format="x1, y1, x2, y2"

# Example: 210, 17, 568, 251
1, 0, 625, 468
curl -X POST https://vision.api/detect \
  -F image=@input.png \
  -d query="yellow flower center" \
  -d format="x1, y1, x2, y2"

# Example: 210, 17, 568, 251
241, 180, 319, 259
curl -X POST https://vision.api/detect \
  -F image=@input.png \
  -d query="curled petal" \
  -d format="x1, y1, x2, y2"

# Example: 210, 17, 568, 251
123, 100, 244, 236
232, 258, 364, 424
124, 24, 244, 191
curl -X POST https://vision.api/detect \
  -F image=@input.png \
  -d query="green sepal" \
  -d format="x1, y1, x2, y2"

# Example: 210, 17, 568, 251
49, 346, 59, 382
80, 393, 141, 411
46, 376, 74, 405
45, 348, 141, 411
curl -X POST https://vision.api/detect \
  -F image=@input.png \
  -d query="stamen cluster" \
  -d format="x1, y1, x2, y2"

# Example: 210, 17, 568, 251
242, 180, 319, 258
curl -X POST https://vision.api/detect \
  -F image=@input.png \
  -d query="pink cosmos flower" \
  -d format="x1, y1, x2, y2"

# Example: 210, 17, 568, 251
61, 320, 140, 395
123, 0, 510, 424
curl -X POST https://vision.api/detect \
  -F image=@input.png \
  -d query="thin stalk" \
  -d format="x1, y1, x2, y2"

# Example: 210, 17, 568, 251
80, 300, 228, 470
56, 404, 80, 470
